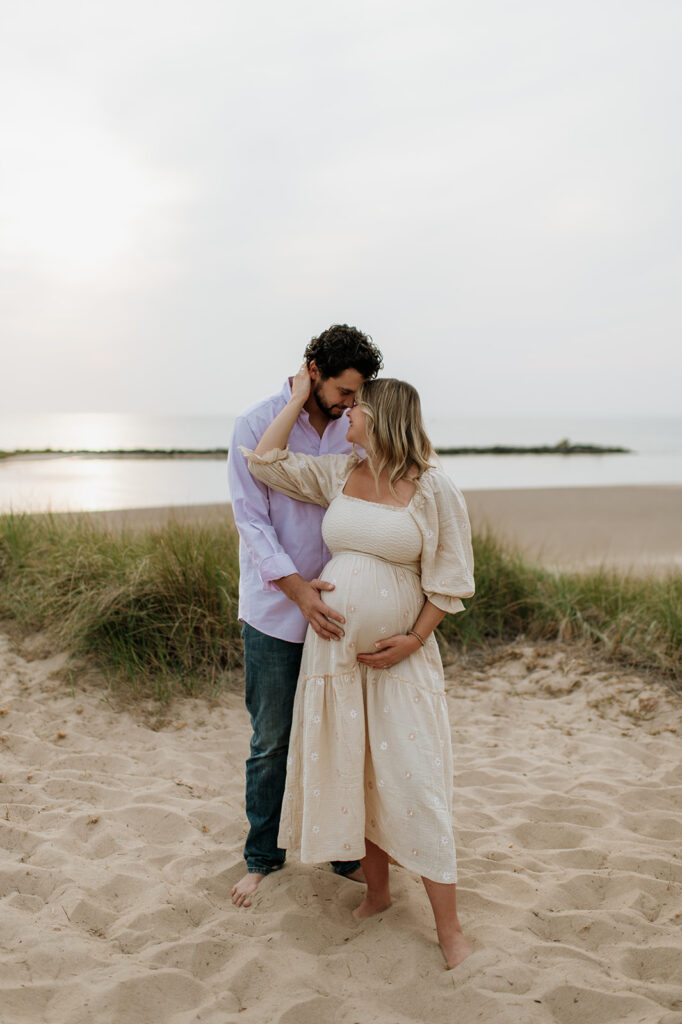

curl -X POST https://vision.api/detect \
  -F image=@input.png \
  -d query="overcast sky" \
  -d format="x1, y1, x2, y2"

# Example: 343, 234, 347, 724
2, 0, 680, 418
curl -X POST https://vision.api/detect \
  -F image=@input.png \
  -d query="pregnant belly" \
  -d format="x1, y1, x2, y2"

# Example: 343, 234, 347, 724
318, 551, 424, 655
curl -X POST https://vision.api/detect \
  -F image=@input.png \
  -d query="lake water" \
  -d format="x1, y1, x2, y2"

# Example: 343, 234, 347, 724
1, 414, 681, 514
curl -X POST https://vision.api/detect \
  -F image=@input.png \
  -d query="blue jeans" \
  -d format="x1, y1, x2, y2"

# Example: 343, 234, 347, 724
241, 620, 361, 878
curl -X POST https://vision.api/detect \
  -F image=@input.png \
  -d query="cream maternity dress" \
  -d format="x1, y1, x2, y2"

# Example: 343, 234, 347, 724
242, 447, 475, 884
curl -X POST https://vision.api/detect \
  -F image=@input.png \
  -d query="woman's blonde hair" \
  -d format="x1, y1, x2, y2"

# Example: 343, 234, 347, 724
354, 378, 435, 495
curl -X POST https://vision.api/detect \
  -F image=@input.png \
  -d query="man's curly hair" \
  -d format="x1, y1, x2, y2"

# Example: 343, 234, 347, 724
304, 324, 383, 381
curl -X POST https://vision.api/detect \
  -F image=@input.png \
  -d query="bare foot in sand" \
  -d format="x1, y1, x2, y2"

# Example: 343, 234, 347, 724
352, 889, 392, 920
231, 871, 265, 908
440, 928, 473, 969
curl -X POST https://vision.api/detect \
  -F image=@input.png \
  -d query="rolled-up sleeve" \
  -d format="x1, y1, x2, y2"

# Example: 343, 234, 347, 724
227, 420, 298, 588
415, 471, 475, 615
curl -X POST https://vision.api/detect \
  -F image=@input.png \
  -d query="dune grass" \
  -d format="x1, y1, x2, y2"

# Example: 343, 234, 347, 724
0, 512, 679, 699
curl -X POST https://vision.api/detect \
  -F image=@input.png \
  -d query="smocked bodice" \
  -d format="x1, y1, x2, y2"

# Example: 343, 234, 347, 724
321, 493, 422, 571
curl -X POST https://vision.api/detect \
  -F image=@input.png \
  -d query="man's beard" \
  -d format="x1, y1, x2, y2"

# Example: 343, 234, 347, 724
312, 381, 345, 419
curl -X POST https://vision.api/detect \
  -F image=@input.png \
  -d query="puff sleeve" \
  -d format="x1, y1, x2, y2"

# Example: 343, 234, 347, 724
414, 469, 475, 615
238, 446, 357, 508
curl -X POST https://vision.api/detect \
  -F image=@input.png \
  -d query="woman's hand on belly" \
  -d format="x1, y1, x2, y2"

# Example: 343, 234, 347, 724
356, 632, 421, 671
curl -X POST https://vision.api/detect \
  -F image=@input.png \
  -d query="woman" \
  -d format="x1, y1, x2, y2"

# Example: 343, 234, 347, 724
239, 367, 475, 969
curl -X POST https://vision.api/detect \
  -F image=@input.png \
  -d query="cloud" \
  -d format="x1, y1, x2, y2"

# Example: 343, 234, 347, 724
1, 0, 681, 414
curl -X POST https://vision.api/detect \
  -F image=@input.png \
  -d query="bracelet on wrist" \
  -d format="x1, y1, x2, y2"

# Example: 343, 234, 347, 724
408, 629, 426, 647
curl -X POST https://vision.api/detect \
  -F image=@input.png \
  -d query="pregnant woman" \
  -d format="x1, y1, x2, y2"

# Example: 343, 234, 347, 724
239, 367, 475, 969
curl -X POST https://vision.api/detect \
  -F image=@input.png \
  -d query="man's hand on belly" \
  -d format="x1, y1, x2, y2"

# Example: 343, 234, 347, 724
275, 573, 346, 641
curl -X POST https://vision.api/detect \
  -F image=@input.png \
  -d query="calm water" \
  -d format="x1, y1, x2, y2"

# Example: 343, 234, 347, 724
1, 414, 681, 514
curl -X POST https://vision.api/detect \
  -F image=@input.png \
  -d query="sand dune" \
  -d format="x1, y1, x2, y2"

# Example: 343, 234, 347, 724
1, 633, 681, 1023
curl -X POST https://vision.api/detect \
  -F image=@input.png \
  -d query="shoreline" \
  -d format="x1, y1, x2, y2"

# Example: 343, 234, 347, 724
0, 442, 631, 460
23, 483, 682, 574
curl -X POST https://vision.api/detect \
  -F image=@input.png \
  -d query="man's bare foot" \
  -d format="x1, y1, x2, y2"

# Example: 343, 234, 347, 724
344, 867, 366, 884
440, 929, 473, 969
352, 889, 391, 920
231, 871, 265, 908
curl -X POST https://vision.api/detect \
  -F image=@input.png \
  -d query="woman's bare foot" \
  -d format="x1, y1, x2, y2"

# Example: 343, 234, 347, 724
440, 928, 473, 969
352, 888, 392, 920
231, 871, 265, 907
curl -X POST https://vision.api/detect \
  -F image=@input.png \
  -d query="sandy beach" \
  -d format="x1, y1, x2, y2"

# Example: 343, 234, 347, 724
1, 633, 681, 1023
55, 484, 682, 575
1, 486, 681, 1022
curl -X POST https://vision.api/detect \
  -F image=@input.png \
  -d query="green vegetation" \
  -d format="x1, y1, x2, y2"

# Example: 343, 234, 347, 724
0, 513, 241, 699
440, 531, 681, 688
0, 513, 679, 700
0, 439, 630, 460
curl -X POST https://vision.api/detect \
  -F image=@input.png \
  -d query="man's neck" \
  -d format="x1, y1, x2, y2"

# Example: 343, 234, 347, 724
302, 395, 331, 439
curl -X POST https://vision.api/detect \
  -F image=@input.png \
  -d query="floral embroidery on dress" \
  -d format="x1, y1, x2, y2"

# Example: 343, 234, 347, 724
404, 770, 412, 779
311, 751, 319, 761
350, 709, 358, 719
379, 741, 388, 750
408, 731, 416, 740
407, 808, 415, 817
312, 825, 320, 834
380, 588, 388, 598
440, 835, 450, 846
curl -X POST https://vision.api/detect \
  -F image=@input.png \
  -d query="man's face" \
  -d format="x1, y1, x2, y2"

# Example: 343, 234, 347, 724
311, 366, 365, 420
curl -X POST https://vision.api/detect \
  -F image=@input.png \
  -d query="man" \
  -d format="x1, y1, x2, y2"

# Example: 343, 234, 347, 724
227, 324, 384, 907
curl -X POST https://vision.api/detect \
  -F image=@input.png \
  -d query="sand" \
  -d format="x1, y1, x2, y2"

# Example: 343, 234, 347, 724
1, 631, 681, 1024
463, 485, 682, 574
2, 487, 681, 1021
51, 484, 682, 574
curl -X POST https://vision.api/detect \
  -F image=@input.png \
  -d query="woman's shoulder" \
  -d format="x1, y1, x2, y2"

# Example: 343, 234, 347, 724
416, 466, 465, 501
420, 465, 451, 485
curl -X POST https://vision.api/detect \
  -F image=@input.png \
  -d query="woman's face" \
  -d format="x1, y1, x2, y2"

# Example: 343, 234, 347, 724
345, 404, 369, 447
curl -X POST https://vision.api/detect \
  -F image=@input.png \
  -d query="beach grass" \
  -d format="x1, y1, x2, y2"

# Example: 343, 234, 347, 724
0, 513, 679, 699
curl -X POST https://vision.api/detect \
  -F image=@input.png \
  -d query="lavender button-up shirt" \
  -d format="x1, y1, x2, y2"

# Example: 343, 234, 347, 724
227, 379, 353, 643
